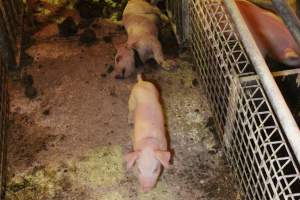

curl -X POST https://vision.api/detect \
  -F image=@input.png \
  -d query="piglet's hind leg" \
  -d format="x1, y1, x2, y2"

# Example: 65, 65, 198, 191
151, 39, 177, 71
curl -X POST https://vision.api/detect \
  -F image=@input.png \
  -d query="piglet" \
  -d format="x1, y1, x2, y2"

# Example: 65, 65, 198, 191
125, 74, 171, 192
114, 0, 176, 79
236, 0, 300, 67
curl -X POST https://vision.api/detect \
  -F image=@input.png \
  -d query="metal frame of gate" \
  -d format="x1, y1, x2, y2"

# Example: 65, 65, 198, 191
167, 0, 300, 199
0, 0, 23, 199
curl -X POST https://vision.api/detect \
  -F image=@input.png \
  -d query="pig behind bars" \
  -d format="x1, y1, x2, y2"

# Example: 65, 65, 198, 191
236, 0, 300, 68
114, 0, 176, 79
125, 74, 171, 192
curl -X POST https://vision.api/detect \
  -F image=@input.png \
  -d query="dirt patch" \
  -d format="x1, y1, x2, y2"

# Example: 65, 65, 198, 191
8, 112, 57, 170
7, 18, 238, 199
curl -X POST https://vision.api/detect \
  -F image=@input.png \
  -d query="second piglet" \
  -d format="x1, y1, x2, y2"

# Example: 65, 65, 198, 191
236, 0, 300, 68
125, 74, 171, 192
114, 0, 176, 79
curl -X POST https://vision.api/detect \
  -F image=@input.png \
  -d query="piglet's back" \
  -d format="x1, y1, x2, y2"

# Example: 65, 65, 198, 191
123, 0, 156, 16
123, 0, 159, 36
132, 81, 159, 101
132, 81, 167, 149
133, 81, 163, 125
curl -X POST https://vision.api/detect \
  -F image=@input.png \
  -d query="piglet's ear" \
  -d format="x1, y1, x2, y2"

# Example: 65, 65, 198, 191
155, 150, 171, 169
126, 40, 137, 49
124, 151, 140, 170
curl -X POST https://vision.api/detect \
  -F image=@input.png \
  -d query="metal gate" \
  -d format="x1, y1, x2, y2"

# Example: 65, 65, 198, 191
166, 0, 189, 45
0, 0, 23, 199
167, 0, 300, 199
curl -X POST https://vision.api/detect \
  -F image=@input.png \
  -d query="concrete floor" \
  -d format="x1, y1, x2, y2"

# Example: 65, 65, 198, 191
6, 18, 239, 200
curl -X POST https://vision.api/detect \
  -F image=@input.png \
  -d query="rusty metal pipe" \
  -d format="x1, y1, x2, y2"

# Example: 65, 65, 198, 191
224, 0, 300, 163
297, 0, 300, 17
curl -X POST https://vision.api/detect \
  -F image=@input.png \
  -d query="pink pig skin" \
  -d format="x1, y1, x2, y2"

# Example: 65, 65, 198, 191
125, 74, 171, 192
114, 44, 135, 79
114, 0, 176, 79
236, 0, 300, 67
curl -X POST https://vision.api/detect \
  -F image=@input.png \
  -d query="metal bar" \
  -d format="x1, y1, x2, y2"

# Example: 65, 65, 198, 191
0, 59, 7, 200
241, 68, 300, 82
271, 68, 300, 77
0, 10, 16, 70
297, 0, 300, 18
224, 0, 300, 163
11, 0, 24, 67
0, 1, 16, 48
249, 0, 276, 12
272, 0, 300, 51
8, 0, 19, 25
5, 0, 17, 29
13, 0, 22, 16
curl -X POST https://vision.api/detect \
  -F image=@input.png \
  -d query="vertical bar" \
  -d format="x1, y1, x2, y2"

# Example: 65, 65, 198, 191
5, 0, 17, 28
12, 0, 22, 16
0, 1, 17, 48
0, 59, 7, 200
0, 8, 16, 70
297, 0, 300, 17
0, 0, 19, 199
8, 0, 19, 25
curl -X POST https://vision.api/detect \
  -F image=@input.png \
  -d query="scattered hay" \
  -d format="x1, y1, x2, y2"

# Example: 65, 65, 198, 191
99, 190, 129, 200
68, 145, 124, 188
6, 166, 66, 200
138, 182, 175, 200
7, 145, 125, 199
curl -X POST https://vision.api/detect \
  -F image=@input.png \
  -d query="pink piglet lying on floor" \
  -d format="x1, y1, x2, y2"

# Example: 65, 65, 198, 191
114, 0, 177, 79
125, 74, 171, 192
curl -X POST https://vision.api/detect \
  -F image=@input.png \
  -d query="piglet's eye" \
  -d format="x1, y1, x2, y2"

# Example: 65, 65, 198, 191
116, 55, 122, 63
153, 166, 159, 173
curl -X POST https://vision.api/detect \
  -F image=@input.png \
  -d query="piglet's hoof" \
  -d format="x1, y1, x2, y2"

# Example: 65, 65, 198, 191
161, 59, 178, 71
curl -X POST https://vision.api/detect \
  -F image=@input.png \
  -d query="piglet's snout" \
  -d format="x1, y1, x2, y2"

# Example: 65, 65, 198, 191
139, 177, 157, 192
115, 74, 125, 80
142, 186, 152, 193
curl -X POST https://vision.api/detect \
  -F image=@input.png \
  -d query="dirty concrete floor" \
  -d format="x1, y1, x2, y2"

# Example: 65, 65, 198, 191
7, 19, 239, 200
